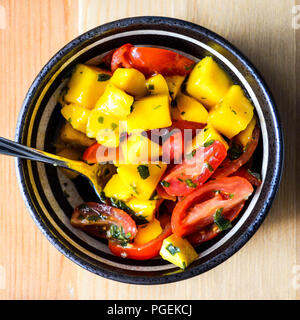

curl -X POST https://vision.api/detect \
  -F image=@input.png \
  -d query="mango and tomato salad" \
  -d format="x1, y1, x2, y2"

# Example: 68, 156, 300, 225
57, 43, 261, 269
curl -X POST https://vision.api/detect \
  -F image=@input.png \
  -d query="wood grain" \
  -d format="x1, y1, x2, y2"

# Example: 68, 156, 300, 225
0, 0, 298, 299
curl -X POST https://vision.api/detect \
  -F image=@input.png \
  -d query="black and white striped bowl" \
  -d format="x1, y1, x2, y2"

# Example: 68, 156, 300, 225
15, 17, 283, 284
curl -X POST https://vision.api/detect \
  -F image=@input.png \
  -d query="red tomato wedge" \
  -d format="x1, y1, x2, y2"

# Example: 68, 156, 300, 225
111, 43, 195, 77
82, 143, 121, 164
71, 202, 137, 241
212, 126, 260, 179
108, 224, 172, 260
161, 141, 227, 197
171, 176, 253, 237
187, 200, 245, 246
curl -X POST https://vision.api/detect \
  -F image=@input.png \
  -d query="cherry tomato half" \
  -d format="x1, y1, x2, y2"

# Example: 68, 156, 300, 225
171, 176, 253, 237
111, 44, 195, 77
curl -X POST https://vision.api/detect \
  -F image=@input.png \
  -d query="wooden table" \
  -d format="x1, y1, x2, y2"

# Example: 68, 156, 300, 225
0, 0, 298, 300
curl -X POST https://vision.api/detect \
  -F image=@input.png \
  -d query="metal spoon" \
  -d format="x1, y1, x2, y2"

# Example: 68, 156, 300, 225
0, 136, 103, 198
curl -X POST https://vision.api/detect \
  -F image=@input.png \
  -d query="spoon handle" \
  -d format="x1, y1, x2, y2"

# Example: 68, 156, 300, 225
0, 136, 68, 168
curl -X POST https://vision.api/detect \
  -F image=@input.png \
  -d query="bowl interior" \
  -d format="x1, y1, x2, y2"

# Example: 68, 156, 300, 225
15, 17, 282, 284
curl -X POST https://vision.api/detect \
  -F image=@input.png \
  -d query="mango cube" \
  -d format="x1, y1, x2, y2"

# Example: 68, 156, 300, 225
86, 109, 124, 147
110, 68, 147, 97
61, 103, 91, 134
121, 133, 162, 164
94, 84, 134, 119
127, 198, 158, 223
134, 218, 162, 245
60, 122, 95, 148
165, 75, 185, 100
160, 234, 198, 269
117, 162, 167, 200
146, 74, 169, 95
64, 64, 111, 109
176, 92, 208, 124
208, 85, 254, 139
126, 95, 172, 133
103, 174, 133, 201
237, 116, 257, 147
186, 56, 232, 109
187, 123, 229, 154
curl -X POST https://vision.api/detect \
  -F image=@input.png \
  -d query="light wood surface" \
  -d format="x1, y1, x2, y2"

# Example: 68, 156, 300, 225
0, 0, 298, 300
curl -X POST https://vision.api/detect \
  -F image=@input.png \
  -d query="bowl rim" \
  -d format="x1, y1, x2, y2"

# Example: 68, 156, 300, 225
15, 16, 284, 285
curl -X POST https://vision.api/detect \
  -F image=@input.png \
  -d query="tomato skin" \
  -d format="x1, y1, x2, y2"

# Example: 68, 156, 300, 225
187, 200, 245, 246
108, 224, 172, 260
71, 202, 137, 240
171, 176, 253, 237
111, 44, 195, 77
232, 166, 262, 187
212, 126, 260, 179
156, 183, 177, 201
82, 143, 120, 164
162, 141, 227, 197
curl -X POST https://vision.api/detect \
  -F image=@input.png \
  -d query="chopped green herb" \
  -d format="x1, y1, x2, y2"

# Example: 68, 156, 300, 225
228, 142, 243, 160
203, 139, 215, 147
201, 97, 207, 100
166, 243, 181, 255
153, 104, 162, 110
229, 193, 234, 199
98, 73, 111, 81
98, 116, 104, 124
185, 179, 197, 188
86, 215, 101, 222
68, 117, 72, 124
231, 108, 237, 115
247, 169, 261, 181
213, 208, 232, 231
204, 128, 208, 132
156, 164, 161, 169
186, 149, 196, 160
130, 104, 134, 113
160, 180, 170, 187
205, 162, 214, 172
137, 165, 150, 179
177, 178, 184, 182
130, 184, 139, 195
111, 122, 118, 130
180, 111, 186, 115
148, 84, 155, 90
184, 63, 195, 71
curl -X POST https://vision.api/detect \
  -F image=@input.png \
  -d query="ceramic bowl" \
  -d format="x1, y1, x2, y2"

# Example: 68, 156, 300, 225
15, 16, 283, 284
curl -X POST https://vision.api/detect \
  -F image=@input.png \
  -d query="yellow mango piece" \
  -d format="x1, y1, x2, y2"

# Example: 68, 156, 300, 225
237, 116, 257, 147
64, 64, 111, 109
160, 234, 198, 269
127, 198, 157, 223
208, 85, 254, 139
103, 174, 133, 201
86, 109, 124, 147
61, 103, 91, 134
134, 218, 162, 245
146, 74, 169, 95
121, 133, 162, 164
187, 123, 229, 154
117, 162, 167, 200
60, 122, 95, 148
126, 95, 172, 133
56, 148, 81, 179
186, 56, 232, 109
110, 68, 147, 97
165, 75, 185, 100
94, 84, 134, 119
176, 92, 208, 124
